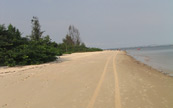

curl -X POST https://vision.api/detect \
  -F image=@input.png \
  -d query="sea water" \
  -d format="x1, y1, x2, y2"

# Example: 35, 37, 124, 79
126, 45, 173, 76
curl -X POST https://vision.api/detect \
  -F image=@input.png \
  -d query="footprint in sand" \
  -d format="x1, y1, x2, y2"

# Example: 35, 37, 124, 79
21, 75, 30, 81
1, 104, 7, 107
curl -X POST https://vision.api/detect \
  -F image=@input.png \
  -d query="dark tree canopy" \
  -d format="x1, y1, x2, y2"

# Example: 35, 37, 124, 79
0, 22, 60, 66
0, 17, 102, 67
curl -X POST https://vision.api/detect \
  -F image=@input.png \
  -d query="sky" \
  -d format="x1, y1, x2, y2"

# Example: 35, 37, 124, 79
1, 0, 173, 49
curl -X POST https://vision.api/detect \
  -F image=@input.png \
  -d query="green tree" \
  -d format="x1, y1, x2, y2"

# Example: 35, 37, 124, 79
63, 34, 74, 52
0, 24, 25, 66
0, 23, 61, 67
61, 25, 102, 53
30, 16, 44, 41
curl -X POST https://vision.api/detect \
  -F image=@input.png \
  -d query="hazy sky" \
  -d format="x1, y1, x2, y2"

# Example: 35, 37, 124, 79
1, 0, 173, 48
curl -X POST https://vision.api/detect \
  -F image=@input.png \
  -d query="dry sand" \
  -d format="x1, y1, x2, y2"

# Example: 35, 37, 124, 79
0, 51, 173, 108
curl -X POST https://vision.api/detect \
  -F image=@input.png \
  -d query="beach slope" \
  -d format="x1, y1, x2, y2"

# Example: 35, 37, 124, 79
0, 51, 173, 108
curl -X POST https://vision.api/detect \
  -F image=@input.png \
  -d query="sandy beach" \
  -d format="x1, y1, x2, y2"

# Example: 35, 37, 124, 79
0, 51, 173, 108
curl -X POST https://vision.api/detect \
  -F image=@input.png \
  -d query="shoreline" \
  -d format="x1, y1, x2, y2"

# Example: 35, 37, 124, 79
1, 50, 172, 77
125, 51, 173, 77
116, 51, 173, 107
0, 50, 173, 108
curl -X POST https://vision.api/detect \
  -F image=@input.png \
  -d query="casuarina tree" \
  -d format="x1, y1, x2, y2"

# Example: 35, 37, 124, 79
68, 25, 81, 46
30, 16, 44, 41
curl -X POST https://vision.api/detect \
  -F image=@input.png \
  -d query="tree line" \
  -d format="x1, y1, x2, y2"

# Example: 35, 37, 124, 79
0, 16, 102, 66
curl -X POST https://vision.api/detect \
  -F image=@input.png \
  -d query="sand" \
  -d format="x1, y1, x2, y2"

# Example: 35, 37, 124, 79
0, 51, 173, 108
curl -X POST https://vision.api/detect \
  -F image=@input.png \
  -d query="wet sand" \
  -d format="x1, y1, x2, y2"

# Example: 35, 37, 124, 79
0, 51, 173, 108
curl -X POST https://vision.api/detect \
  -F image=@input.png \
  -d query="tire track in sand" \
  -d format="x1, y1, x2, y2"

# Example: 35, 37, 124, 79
113, 51, 122, 108
86, 56, 112, 108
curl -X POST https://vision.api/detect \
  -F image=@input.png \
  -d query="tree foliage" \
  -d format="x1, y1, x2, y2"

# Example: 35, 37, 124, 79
68, 25, 81, 46
0, 23, 61, 66
61, 25, 102, 54
0, 17, 102, 67
30, 16, 44, 41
